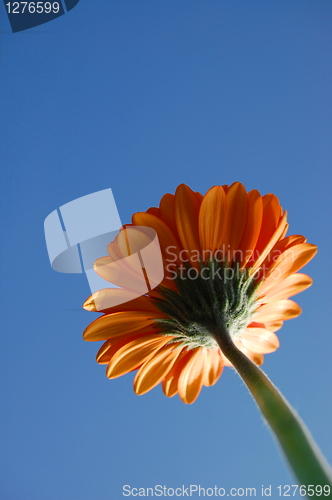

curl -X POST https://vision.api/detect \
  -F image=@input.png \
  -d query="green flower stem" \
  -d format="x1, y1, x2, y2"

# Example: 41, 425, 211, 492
213, 328, 332, 495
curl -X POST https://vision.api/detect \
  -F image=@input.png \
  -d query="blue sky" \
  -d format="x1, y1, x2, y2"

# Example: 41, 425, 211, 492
1, 1, 331, 499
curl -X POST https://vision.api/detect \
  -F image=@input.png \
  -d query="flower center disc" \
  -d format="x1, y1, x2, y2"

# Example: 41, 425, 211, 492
153, 259, 260, 349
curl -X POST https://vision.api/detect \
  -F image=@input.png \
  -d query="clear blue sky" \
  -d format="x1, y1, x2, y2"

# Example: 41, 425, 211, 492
1, 2, 331, 499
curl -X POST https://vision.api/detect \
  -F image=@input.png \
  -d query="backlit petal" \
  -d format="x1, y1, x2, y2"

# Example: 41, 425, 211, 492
253, 299, 301, 323
132, 212, 180, 263
162, 348, 190, 397
251, 210, 288, 273
83, 311, 157, 341
175, 184, 201, 264
240, 327, 280, 354
203, 348, 224, 386
178, 348, 206, 404
96, 332, 149, 364
159, 193, 179, 240
134, 343, 182, 395
106, 334, 173, 379
223, 182, 247, 259
223, 341, 264, 366
83, 289, 160, 314
238, 189, 263, 267
263, 320, 284, 332
146, 207, 160, 217
260, 244, 317, 294
93, 255, 148, 292
239, 345, 264, 366
198, 186, 227, 257
260, 273, 313, 302
249, 194, 281, 266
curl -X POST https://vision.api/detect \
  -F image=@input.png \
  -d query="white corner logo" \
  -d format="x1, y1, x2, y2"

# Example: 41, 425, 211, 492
44, 189, 164, 311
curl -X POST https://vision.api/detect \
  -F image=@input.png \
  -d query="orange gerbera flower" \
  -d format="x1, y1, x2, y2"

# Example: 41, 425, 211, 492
83, 183, 317, 404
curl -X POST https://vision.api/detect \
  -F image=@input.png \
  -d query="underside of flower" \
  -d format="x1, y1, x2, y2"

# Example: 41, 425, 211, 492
153, 260, 259, 349
83, 182, 317, 404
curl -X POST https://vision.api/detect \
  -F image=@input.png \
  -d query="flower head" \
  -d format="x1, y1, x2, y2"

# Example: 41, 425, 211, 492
83, 182, 317, 404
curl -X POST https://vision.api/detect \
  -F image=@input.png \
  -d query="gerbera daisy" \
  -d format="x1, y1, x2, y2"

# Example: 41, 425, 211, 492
83, 182, 317, 404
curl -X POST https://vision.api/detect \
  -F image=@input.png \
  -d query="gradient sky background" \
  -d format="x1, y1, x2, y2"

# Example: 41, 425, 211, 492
1, 1, 331, 499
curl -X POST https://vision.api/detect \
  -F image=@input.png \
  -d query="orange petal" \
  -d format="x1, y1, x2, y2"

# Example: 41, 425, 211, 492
83, 289, 160, 314
175, 184, 201, 264
107, 239, 123, 261
247, 320, 284, 332
159, 193, 179, 241
259, 273, 313, 302
251, 210, 288, 273
253, 299, 302, 323
134, 342, 182, 395
249, 194, 281, 265
93, 255, 148, 293
132, 212, 181, 264
223, 182, 248, 260
106, 334, 172, 379
83, 311, 157, 342
203, 348, 224, 386
178, 348, 206, 404
198, 186, 227, 257
195, 191, 204, 204
280, 222, 289, 239
264, 320, 284, 332
146, 206, 160, 217
108, 225, 164, 292
240, 327, 280, 354
240, 346, 264, 365
273, 235, 307, 252
96, 332, 149, 364
238, 189, 263, 267
234, 340, 264, 365
162, 348, 190, 397
83, 288, 137, 312
253, 236, 307, 274
257, 235, 307, 278
115, 225, 154, 257
96, 339, 114, 364
260, 244, 317, 294
223, 340, 264, 367
106, 236, 147, 286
